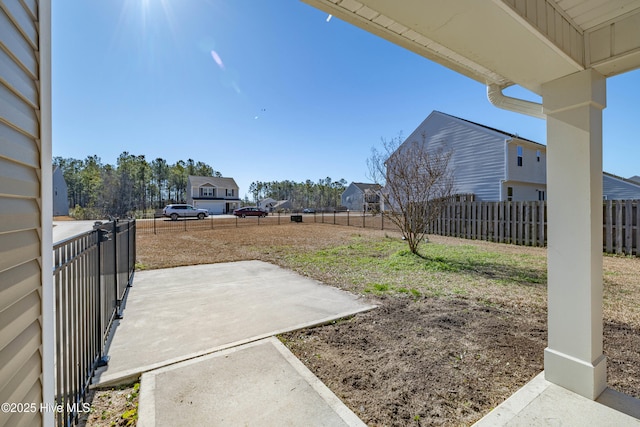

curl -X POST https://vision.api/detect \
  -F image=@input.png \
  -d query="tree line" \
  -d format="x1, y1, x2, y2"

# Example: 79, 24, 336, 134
54, 153, 350, 218
248, 177, 347, 210
54, 153, 220, 218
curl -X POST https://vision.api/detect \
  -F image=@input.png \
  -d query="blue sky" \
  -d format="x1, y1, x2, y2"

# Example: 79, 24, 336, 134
52, 0, 640, 199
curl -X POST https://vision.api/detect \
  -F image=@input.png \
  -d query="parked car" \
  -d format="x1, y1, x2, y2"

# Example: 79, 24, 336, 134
163, 204, 209, 221
233, 207, 268, 218
302, 208, 315, 213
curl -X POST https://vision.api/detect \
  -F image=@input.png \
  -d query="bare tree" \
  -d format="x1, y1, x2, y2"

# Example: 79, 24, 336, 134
368, 133, 455, 254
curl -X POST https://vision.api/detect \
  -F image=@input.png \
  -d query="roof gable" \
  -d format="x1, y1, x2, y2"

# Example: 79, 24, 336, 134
188, 175, 239, 189
352, 182, 382, 193
431, 111, 543, 146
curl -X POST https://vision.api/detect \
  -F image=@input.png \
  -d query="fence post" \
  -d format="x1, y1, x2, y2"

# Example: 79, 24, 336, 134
636, 201, 640, 256
112, 220, 122, 319
605, 200, 613, 253
616, 200, 623, 254
153, 214, 156, 235
347, 210, 350, 226
625, 200, 633, 255
530, 202, 535, 246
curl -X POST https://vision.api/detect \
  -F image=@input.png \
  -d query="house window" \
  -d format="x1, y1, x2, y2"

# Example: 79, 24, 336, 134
517, 146, 523, 167
226, 189, 234, 197
507, 186, 513, 201
200, 187, 215, 197
536, 150, 541, 162
538, 190, 545, 201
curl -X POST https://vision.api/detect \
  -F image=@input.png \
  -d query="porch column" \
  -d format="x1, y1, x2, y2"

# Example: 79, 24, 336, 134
542, 69, 606, 399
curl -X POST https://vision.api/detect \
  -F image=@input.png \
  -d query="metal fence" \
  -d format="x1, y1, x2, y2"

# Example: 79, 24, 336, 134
138, 201, 640, 256
135, 211, 401, 234
53, 219, 136, 427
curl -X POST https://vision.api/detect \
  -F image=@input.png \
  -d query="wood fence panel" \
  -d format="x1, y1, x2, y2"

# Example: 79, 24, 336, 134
413, 199, 637, 256
636, 202, 640, 256
531, 202, 537, 246
498, 202, 504, 243
625, 200, 633, 254
524, 202, 530, 246
605, 200, 613, 253
616, 201, 623, 254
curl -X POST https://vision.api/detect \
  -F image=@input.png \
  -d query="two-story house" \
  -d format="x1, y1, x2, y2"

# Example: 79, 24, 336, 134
341, 183, 382, 211
398, 111, 640, 202
187, 175, 241, 214
398, 111, 547, 202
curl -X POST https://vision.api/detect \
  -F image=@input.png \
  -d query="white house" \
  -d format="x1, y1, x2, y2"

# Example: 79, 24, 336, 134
258, 198, 277, 211
186, 175, 241, 214
603, 173, 640, 200
341, 182, 382, 211
401, 111, 640, 202
400, 111, 547, 202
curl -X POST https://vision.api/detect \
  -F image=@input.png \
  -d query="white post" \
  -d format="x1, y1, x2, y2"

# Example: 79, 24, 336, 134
40, 1, 55, 426
542, 69, 607, 399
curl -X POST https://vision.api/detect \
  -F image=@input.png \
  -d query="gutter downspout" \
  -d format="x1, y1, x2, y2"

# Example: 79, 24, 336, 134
487, 84, 545, 119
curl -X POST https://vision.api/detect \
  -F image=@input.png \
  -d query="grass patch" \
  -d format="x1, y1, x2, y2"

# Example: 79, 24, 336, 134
286, 235, 547, 304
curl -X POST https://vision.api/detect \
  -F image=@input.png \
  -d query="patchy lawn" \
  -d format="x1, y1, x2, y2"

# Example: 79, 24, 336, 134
86, 223, 640, 426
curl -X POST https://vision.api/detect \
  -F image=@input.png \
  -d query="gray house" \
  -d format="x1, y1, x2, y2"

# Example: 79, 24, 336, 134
52, 166, 69, 216
186, 175, 241, 214
400, 111, 547, 202
402, 111, 639, 201
341, 183, 382, 211
603, 173, 640, 200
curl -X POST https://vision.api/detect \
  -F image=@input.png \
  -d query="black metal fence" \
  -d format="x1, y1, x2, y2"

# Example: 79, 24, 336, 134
53, 219, 136, 427
135, 211, 396, 234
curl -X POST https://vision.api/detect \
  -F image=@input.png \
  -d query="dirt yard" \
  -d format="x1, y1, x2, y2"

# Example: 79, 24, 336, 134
85, 222, 640, 426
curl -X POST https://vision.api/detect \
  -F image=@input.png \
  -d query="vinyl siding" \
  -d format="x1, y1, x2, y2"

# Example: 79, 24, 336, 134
506, 140, 546, 184
341, 184, 364, 210
403, 112, 506, 201
0, 0, 45, 426
603, 174, 640, 200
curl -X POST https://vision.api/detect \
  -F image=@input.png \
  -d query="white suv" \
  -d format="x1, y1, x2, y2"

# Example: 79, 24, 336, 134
162, 204, 209, 221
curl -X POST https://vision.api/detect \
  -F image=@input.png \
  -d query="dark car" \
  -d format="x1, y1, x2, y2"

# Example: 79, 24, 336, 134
233, 207, 268, 218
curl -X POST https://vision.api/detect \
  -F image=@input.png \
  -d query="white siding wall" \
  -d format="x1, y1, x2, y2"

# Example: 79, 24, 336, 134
403, 112, 506, 201
603, 174, 640, 200
506, 139, 546, 185
341, 184, 363, 211
0, 1, 51, 426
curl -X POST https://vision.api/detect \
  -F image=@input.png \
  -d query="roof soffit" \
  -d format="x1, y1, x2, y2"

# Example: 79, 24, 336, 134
302, 0, 640, 93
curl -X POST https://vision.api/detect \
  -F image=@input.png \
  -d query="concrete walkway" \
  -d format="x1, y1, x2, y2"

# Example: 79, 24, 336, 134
138, 338, 366, 427
92, 261, 374, 425
474, 372, 640, 426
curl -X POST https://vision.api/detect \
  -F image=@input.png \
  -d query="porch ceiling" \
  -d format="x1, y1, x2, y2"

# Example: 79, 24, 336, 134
302, 0, 640, 94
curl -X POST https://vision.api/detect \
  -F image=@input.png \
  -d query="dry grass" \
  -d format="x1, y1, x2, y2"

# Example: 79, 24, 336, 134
136, 222, 640, 327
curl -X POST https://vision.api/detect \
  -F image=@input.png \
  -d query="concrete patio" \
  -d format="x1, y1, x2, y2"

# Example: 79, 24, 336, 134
92, 260, 374, 425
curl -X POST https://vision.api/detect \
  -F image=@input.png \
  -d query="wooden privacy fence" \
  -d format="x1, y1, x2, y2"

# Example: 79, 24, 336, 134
425, 199, 640, 256
428, 201, 547, 247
